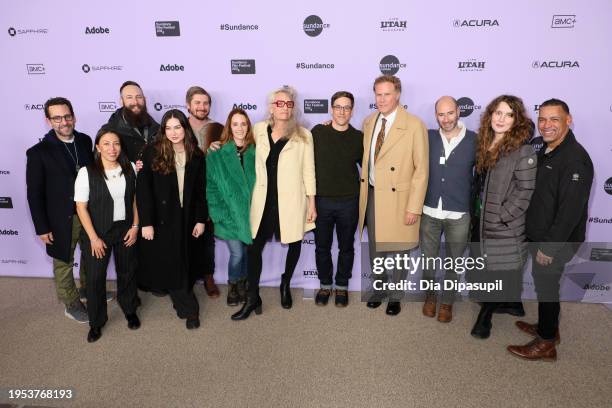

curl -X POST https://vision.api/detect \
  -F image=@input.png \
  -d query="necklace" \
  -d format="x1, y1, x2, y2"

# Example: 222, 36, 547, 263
62, 138, 80, 172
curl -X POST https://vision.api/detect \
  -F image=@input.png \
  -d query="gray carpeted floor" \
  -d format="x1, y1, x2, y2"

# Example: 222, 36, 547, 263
0, 277, 610, 408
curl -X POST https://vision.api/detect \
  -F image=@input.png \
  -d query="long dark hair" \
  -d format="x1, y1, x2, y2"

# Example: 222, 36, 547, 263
152, 109, 201, 175
219, 108, 255, 152
92, 126, 133, 180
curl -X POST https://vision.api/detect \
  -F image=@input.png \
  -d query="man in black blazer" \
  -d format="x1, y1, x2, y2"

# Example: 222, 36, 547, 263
26, 97, 94, 322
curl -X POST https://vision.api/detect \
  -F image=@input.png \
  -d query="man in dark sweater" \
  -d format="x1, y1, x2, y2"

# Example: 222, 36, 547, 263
106, 81, 160, 162
26, 97, 94, 323
312, 91, 363, 307
420, 96, 476, 323
508, 99, 593, 361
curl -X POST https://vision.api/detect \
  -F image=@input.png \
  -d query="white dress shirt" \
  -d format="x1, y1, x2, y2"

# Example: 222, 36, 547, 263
368, 107, 398, 186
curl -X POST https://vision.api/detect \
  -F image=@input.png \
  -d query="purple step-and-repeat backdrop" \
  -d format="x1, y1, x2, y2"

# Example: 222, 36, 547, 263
1, 0, 611, 303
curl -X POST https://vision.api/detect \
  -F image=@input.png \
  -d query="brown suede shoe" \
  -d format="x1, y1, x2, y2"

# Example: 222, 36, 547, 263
422, 294, 436, 318
204, 275, 220, 298
515, 321, 560, 344
507, 337, 557, 361
437, 304, 452, 323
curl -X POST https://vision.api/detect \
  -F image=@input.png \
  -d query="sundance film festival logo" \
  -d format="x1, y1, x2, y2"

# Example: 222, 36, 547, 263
304, 99, 328, 114
82, 64, 123, 73
98, 102, 117, 112
233, 103, 257, 110
154, 102, 186, 112
604, 177, 612, 195
8, 27, 48, 37
220, 23, 259, 31
85, 26, 110, 34
379, 55, 406, 75
231, 59, 256, 74
552, 15, 576, 28
453, 19, 499, 28
380, 17, 407, 32
160, 64, 185, 72
303, 15, 329, 37
0, 197, 13, 209
24, 103, 44, 110
532, 60, 579, 69
458, 59, 486, 72
457, 97, 482, 118
26, 64, 45, 75
155, 21, 180, 37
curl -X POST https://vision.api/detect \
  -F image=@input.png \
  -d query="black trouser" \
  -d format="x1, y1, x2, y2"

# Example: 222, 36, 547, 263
168, 287, 199, 319
314, 196, 359, 289
81, 221, 138, 328
247, 229, 302, 298
202, 219, 215, 276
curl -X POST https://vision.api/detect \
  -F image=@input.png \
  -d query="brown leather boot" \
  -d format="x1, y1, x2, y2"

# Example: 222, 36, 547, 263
204, 275, 220, 298
507, 337, 557, 361
515, 321, 560, 344
437, 304, 452, 323
422, 294, 436, 318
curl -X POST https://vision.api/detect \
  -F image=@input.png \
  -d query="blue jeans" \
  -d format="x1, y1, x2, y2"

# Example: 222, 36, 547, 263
226, 240, 248, 283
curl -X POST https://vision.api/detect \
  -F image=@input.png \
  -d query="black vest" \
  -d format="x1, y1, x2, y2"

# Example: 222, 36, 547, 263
86, 164, 135, 236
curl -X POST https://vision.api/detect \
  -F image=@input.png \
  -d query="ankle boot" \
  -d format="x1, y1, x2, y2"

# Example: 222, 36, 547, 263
280, 277, 292, 309
231, 295, 263, 321
227, 281, 240, 306
236, 278, 247, 303
471, 303, 496, 339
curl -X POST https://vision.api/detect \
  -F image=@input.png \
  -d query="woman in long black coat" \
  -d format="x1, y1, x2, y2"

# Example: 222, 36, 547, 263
136, 109, 207, 329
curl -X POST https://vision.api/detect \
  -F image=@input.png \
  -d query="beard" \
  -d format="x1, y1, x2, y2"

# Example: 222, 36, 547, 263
123, 104, 151, 128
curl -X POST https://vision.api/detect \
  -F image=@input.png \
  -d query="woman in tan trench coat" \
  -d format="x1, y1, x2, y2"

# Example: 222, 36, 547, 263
232, 86, 316, 320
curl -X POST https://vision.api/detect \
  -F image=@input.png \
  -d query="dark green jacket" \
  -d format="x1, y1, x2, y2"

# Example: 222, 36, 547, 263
206, 141, 255, 244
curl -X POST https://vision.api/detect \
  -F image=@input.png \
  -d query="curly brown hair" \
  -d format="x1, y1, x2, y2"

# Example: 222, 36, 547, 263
476, 95, 531, 173
152, 109, 201, 175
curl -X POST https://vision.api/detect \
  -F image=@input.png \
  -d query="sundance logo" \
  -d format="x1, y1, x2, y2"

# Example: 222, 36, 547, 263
154, 103, 186, 112
0, 229, 19, 235
85, 26, 110, 34
552, 15, 576, 28
0, 197, 13, 208
379, 55, 406, 75
296, 62, 335, 70
458, 59, 486, 72
155, 21, 180, 36
457, 97, 482, 118
380, 18, 407, 31
453, 19, 499, 28
220, 23, 259, 31
231, 59, 256, 74
588, 217, 612, 224
82, 64, 123, 73
303, 15, 329, 37
8, 27, 48, 36
304, 99, 328, 114
604, 177, 612, 195
98, 102, 117, 112
26, 64, 45, 75
24, 103, 44, 110
160, 64, 184, 71
233, 103, 257, 110
532, 60, 579, 69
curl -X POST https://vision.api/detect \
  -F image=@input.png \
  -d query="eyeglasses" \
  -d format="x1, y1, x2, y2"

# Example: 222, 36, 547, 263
49, 114, 74, 123
272, 100, 295, 108
332, 105, 353, 113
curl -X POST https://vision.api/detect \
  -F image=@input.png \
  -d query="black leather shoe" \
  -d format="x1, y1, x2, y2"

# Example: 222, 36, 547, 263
87, 327, 102, 343
471, 303, 496, 339
231, 296, 263, 321
335, 289, 348, 307
494, 302, 525, 317
126, 313, 141, 330
315, 289, 331, 306
385, 301, 401, 316
186, 317, 200, 329
280, 279, 293, 309
367, 301, 382, 309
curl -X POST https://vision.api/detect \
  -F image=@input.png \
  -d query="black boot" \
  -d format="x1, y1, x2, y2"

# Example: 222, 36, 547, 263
280, 276, 292, 309
227, 281, 240, 306
231, 295, 263, 321
471, 303, 497, 339
236, 278, 247, 303
494, 301, 525, 317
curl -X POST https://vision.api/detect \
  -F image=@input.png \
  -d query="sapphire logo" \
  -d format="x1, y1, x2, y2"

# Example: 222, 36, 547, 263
231, 59, 256, 74
458, 59, 486, 72
453, 19, 499, 28
154, 103, 163, 111
98, 102, 117, 112
457, 97, 481, 118
85, 26, 110, 34
304, 99, 328, 114
26, 64, 45, 75
81, 64, 122, 73
552, 15, 576, 28
24, 103, 44, 110
532, 60, 580, 69
160, 64, 184, 72
155, 21, 180, 37
380, 18, 407, 32
233, 103, 257, 110
8, 27, 48, 36
303, 15, 329, 37
379, 55, 406, 75
82, 64, 90, 73
604, 177, 612, 195
154, 102, 186, 112
8, 27, 16, 36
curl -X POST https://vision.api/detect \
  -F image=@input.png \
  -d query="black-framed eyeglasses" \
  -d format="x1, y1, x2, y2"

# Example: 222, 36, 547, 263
49, 114, 74, 123
273, 100, 295, 108
332, 105, 352, 112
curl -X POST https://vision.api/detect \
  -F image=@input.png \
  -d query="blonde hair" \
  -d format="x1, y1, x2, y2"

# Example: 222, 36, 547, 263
265, 86, 306, 141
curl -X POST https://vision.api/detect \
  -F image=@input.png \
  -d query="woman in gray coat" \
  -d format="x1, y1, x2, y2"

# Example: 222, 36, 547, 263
470, 95, 537, 339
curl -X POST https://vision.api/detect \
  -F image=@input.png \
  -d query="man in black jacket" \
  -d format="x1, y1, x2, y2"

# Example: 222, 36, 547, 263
508, 99, 593, 361
26, 97, 94, 322
106, 81, 160, 162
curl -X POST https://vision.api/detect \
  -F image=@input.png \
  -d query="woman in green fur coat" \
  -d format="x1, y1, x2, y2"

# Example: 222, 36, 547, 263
206, 108, 256, 306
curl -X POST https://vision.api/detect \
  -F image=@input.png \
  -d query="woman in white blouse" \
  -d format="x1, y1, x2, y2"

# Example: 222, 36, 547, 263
75, 126, 140, 343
